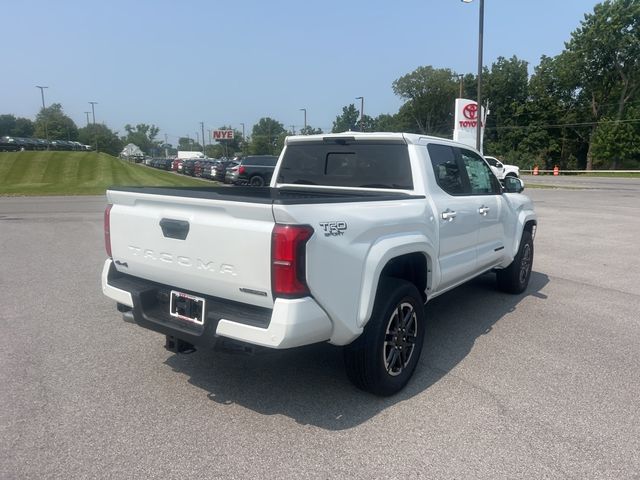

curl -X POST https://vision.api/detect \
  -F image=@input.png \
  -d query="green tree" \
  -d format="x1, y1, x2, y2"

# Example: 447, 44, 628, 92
250, 117, 286, 155
591, 115, 640, 169
122, 124, 161, 154
299, 125, 323, 135
483, 56, 530, 158
178, 137, 202, 152
78, 124, 123, 156
34, 103, 78, 140
332, 104, 360, 132
0, 114, 35, 137
561, 0, 640, 169
392, 66, 458, 135
373, 113, 404, 132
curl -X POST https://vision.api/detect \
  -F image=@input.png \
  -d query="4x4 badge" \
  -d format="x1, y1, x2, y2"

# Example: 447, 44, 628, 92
319, 221, 347, 237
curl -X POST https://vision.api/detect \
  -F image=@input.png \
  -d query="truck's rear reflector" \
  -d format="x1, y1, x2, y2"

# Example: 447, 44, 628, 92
104, 204, 113, 258
271, 224, 313, 298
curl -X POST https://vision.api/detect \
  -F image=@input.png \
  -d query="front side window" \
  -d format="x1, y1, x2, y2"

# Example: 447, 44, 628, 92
460, 149, 501, 195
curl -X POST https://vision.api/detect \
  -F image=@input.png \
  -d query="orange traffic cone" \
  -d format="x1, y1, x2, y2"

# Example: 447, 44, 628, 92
553, 165, 559, 176
533, 165, 539, 176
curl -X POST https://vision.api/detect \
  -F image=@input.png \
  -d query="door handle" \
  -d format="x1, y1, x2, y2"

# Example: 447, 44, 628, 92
441, 209, 457, 221
478, 206, 490, 216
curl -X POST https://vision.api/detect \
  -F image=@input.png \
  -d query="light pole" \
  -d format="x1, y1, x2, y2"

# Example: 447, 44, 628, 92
355, 96, 364, 131
84, 111, 91, 126
88, 101, 98, 152
462, 0, 484, 152
36, 86, 49, 143
299, 108, 307, 133
456, 74, 464, 98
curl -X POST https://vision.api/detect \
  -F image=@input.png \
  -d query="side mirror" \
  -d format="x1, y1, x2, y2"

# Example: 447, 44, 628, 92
503, 176, 525, 193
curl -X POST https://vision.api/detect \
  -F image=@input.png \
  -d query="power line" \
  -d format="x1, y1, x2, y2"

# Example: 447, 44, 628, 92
486, 118, 640, 131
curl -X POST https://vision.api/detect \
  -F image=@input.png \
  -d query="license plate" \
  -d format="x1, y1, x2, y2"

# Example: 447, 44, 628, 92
169, 290, 205, 325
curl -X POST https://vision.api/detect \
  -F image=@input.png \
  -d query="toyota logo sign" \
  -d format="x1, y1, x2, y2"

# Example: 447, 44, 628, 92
463, 103, 478, 120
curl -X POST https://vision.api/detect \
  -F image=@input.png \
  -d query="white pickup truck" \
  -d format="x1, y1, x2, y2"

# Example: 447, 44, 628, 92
484, 156, 520, 180
102, 133, 537, 396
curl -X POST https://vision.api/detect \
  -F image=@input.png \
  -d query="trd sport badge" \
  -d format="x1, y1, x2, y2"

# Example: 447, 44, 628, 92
319, 221, 347, 237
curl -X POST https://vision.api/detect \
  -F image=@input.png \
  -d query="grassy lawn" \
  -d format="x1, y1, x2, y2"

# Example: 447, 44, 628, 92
523, 171, 640, 178
0, 151, 213, 195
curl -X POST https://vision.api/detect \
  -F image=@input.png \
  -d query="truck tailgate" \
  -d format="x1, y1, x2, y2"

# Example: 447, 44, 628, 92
107, 189, 275, 309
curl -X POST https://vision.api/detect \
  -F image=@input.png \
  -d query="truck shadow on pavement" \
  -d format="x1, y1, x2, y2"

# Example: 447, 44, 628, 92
164, 271, 549, 431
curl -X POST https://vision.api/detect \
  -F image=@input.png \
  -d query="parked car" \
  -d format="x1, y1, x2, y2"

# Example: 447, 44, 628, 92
211, 158, 237, 182
230, 155, 278, 186
195, 160, 215, 178
171, 158, 182, 171
484, 156, 519, 180
224, 161, 241, 184
0, 136, 20, 151
182, 159, 199, 176
161, 158, 174, 170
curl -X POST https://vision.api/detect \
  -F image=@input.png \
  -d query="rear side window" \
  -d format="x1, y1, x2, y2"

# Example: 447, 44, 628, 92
427, 144, 465, 195
278, 142, 413, 189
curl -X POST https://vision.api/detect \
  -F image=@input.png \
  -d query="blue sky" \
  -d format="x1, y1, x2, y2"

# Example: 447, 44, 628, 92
1, 0, 599, 144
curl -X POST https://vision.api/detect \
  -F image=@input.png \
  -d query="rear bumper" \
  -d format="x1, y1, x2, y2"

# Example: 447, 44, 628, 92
101, 259, 332, 349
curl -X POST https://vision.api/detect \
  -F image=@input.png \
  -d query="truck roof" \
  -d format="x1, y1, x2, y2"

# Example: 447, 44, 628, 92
285, 132, 470, 148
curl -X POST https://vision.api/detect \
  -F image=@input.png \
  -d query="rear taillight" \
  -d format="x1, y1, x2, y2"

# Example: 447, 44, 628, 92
271, 224, 314, 298
104, 204, 113, 257
238, 166, 246, 175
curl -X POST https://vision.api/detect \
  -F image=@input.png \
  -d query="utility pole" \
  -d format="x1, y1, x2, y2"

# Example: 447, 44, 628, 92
88, 101, 98, 152
240, 123, 245, 155
476, 0, 484, 152
200, 122, 206, 155
356, 96, 364, 131
35, 86, 49, 144
462, 0, 485, 152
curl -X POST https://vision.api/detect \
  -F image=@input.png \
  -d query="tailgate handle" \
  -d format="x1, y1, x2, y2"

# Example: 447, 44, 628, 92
159, 218, 190, 240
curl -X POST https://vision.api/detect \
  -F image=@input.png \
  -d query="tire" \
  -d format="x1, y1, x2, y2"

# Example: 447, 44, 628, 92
344, 278, 426, 396
249, 175, 265, 186
496, 230, 534, 294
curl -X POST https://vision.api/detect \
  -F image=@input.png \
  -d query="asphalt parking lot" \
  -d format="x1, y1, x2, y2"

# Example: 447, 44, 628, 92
1, 179, 639, 479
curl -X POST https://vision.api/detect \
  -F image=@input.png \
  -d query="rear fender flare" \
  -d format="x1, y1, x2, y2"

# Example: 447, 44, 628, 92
357, 234, 436, 328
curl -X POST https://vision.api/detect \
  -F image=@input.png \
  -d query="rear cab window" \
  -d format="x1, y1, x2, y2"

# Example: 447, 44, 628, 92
277, 140, 413, 190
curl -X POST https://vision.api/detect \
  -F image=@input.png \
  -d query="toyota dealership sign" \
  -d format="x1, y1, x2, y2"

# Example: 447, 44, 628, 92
453, 98, 487, 153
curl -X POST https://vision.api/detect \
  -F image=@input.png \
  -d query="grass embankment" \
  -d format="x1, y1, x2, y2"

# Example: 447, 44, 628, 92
0, 151, 209, 195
